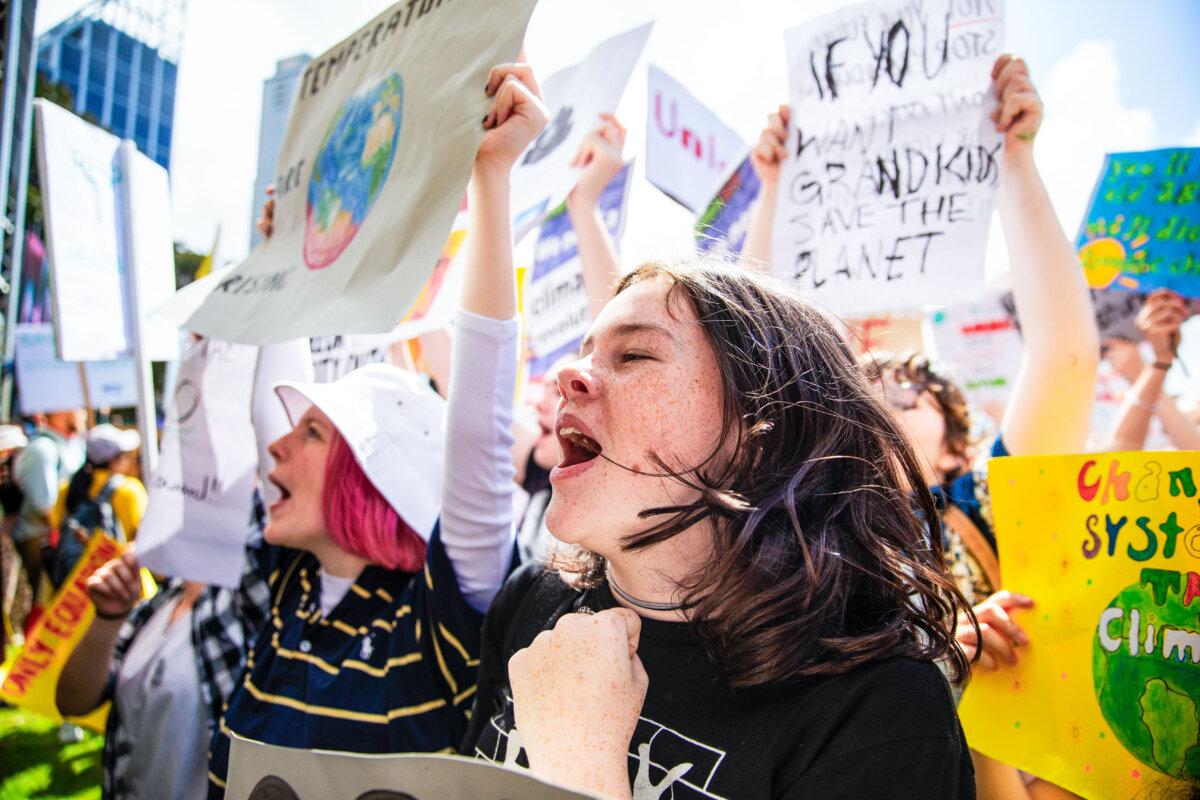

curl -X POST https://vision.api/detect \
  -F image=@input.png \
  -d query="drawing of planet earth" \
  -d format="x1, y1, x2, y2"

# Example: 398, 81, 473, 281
1093, 573, 1200, 779
304, 73, 403, 270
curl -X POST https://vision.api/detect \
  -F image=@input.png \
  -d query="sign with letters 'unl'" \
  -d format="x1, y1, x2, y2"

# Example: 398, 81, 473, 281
959, 452, 1200, 800
187, 0, 538, 344
773, 0, 1006, 315
645, 64, 745, 213
1076, 148, 1200, 300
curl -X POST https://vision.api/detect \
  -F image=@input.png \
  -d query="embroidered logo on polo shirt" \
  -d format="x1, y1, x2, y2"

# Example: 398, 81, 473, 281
359, 634, 375, 661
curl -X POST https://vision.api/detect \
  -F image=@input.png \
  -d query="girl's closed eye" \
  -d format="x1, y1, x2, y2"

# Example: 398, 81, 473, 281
620, 351, 652, 363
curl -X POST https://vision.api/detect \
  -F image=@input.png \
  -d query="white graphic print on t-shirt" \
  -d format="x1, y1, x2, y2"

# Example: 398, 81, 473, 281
474, 694, 731, 800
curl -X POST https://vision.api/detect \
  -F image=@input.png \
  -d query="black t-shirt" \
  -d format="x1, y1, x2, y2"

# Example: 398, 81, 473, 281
464, 563, 975, 800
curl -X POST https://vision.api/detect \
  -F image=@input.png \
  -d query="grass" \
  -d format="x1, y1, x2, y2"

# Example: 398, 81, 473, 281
0, 707, 101, 800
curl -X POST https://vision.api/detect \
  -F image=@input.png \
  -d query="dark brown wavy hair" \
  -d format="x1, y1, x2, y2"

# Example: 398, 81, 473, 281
553, 257, 974, 687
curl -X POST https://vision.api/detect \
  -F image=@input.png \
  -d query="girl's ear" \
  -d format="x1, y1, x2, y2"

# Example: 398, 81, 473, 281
935, 445, 968, 481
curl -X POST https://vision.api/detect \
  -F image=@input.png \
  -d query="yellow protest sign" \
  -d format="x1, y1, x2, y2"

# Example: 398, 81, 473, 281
959, 451, 1199, 799
0, 533, 155, 732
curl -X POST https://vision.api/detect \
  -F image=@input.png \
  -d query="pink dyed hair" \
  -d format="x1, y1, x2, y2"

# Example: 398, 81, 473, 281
322, 432, 426, 572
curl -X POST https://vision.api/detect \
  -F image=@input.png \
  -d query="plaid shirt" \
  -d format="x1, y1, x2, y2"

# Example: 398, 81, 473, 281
101, 524, 272, 800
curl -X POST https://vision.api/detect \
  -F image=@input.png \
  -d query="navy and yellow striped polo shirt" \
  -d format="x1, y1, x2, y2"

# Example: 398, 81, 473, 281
206, 524, 483, 797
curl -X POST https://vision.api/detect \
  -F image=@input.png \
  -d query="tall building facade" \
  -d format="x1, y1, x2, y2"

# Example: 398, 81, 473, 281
35, 1, 183, 170
249, 53, 310, 250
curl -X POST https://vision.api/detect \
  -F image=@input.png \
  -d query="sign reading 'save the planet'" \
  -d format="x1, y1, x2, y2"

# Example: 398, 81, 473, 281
187, 0, 539, 344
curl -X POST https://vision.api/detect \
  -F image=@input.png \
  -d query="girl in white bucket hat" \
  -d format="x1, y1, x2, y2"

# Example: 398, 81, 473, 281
197, 63, 549, 796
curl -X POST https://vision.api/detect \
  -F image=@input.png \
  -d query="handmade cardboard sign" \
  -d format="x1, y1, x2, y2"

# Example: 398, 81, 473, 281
225, 734, 600, 800
959, 452, 1200, 800
186, 0, 538, 343
1076, 148, 1200, 299
772, 0, 1005, 314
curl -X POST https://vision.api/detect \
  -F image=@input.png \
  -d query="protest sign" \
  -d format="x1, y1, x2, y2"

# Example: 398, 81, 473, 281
695, 154, 761, 258
186, 0, 539, 344
645, 65, 745, 212
34, 100, 128, 361
509, 23, 652, 240
772, 0, 1005, 314
19, 232, 52, 324
526, 164, 633, 379
958, 452, 1200, 799
925, 296, 1022, 413
13, 323, 138, 413
137, 338, 261, 588
116, 141, 180, 362
310, 334, 392, 382
1076, 148, 1200, 299
0, 533, 153, 732
225, 734, 599, 800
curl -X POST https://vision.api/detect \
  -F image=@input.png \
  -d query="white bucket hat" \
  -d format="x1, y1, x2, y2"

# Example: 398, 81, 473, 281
87, 423, 142, 464
273, 363, 445, 541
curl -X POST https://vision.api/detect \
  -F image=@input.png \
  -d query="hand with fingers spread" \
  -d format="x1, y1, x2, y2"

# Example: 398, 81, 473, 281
751, 104, 790, 189
477, 63, 550, 177
989, 54, 1042, 158
257, 185, 276, 239
568, 114, 626, 211
509, 608, 647, 800
956, 590, 1034, 672
1136, 289, 1190, 365
87, 550, 144, 621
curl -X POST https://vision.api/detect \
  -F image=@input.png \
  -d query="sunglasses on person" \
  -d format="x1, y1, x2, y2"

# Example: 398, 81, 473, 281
879, 378, 929, 412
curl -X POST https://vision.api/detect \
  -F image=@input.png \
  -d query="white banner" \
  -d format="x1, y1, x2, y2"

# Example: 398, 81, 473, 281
117, 141, 180, 361
924, 296, 1022, 413
13, 324, 138, 413
646, 64, 745, 212
34, 100, 128, 361
772, 0, 1005, 314
509, 23, 652, 240
186, 0, 538, 344
138, 338, 261, 588
309, 334, 392, 383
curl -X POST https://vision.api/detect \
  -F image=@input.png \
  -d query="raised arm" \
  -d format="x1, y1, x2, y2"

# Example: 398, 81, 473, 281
566, 114, 626, 319
440, 64, 548, 612
740, 104, 788, 273
1108, 290, 1195, 450
994, 55, 1101, 455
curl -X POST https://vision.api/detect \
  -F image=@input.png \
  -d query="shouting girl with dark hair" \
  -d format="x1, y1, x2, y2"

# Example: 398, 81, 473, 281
464, 257, 977, 799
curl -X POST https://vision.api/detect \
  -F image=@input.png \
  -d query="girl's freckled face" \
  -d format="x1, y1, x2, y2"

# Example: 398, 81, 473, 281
545, 279, 727, 556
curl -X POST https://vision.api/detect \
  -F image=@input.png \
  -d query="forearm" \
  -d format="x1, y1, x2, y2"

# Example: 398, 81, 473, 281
1155, 393, 1200, 450
56, 617, 123, 716
440, 311, 518, 612
567, 199, 621, 320
999, 154, 1101, 454
741, 182, 778, 274
1108, 366, 1167, 451
462, 167, 516, 320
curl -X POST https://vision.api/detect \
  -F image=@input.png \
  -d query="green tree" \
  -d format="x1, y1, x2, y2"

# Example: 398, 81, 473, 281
173, 242, 204, 289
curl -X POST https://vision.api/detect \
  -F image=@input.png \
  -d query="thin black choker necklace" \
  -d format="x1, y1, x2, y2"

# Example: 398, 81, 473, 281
605, 563, 694, 612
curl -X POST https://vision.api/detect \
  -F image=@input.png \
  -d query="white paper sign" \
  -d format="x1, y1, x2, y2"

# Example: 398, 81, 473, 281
117, 141, 180, 361
138, 338, 261, 588
34, 100, 128, 361
509, 23, 652, 240
645, 65, 745, 212
13, 323, 138, 413
925, 296, 1022, 413
772, 0, 1005, 314
310, 334, 392, 383
186, 0, 539, 344
226, 734, 599, 800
